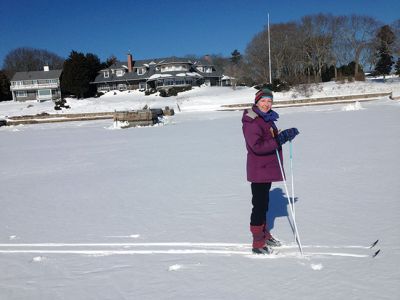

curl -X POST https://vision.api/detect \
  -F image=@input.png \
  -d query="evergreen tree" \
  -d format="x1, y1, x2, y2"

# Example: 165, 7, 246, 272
338, 61, 364, 78
0, 70, 11, 102
374, 25, 395, 78
61, 51, 102, 98
61, 51, 89, 99
395, 58, 400, 76
85, 53, 103, 97
230, 49, 242, 65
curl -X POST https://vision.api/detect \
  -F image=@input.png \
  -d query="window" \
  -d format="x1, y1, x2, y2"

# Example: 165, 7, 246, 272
137, 68, 145, 75
16, 91, 27, 97
165, 79, 174, 86
104, 71, 109, 78
116, 70, 124, 77
38, 89, 52, 99
23, 80, 35, 85
117, 84, 127, 90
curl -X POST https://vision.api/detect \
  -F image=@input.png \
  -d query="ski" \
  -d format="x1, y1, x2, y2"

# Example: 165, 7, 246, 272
372, 249, 381, 258
369, 239, 379, 249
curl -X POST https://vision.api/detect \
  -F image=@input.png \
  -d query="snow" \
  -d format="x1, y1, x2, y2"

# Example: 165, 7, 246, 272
0, 79, 400, 299
31, 256, 46, 262
341, 101, 364, 111
310, 263, 323, 271
176, 72, 202, 77
168, 264, 182, 271
147, 73, 173, 80
1, 77, 399, 119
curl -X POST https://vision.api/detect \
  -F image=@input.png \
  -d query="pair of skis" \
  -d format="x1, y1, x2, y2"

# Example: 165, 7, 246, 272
275, 142, 381, 259
370, 239, 381, 258
267, 239, 381, 259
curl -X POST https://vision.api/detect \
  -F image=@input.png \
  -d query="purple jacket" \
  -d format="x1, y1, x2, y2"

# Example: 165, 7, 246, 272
242, 106, 284, 183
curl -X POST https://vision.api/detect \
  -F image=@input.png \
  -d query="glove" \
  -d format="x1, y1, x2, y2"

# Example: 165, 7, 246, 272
277, 128, 299, 145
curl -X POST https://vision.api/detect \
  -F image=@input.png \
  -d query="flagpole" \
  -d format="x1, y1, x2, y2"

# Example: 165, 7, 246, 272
268, 13, 272, 84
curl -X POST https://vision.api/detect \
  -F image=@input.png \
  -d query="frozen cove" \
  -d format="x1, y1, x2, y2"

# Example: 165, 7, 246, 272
0, 98, 399, 299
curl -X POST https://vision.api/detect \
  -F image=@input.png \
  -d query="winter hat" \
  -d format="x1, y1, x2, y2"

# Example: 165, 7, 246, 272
255, 88, 273, 103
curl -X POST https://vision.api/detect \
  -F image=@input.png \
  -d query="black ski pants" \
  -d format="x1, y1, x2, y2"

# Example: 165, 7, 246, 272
250, 182, 272, 226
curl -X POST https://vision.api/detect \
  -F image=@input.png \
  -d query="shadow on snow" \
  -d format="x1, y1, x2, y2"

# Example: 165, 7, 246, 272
267, 187, 298, 233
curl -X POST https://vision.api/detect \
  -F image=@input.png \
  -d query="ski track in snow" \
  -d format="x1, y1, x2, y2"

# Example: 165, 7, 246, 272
0, 242, 375, 259
0, 242, 375, 248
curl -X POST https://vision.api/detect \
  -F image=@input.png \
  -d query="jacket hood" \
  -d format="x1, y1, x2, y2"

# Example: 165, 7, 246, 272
242, 106, 259, 123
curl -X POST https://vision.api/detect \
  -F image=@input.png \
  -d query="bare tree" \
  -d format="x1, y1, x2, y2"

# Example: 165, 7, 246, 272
337, 15, 381, 79
245, 30, 270, 85
3, 47, 64, 78
270, 22, 303, 82
391, 19, 400, 56
243, 13, 383, 86
300, 14, 335, 82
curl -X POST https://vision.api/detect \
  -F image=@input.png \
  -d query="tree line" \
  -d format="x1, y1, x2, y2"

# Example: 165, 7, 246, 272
1, 14, 399, 101
227, 14, 400, 87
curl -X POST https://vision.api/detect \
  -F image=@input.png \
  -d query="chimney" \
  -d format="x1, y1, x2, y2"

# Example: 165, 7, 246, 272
203, 54, 212, 63
127, 53, 133, 72
43, 66, 50, 72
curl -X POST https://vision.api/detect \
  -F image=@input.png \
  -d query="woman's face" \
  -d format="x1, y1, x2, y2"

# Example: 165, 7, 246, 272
256, 97, 273, 113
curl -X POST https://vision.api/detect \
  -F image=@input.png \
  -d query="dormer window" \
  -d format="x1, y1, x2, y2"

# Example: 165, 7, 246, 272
116, 69, 124, 77
137, 68, 145, 75
104, 71, 109, 78
161, 64, 189, 72
196, 66, 212, 73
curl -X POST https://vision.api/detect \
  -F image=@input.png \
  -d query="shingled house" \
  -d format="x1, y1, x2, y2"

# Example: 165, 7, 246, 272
10, 66, 62, 101
92, 54, 226, 92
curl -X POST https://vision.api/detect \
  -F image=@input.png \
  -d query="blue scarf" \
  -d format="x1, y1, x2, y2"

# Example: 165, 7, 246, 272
254, 107, 279, 122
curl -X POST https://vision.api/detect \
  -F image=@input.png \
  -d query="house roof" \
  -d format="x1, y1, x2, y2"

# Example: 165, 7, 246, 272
193, 59, 214, 66
93, 56, 221, 84
103, 57, 212, 70
11, 69, 62, 81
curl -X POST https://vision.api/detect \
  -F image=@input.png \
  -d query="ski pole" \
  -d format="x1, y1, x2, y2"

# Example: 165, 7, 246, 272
289, 141, 295, 218
276, 149, 303, 256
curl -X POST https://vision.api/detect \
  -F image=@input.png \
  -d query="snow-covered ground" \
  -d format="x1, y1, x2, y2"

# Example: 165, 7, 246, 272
0, 80, 400, 299
1, 77, 399, 118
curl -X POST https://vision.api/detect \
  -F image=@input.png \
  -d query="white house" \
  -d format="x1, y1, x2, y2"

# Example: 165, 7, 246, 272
10, 66, 62, 101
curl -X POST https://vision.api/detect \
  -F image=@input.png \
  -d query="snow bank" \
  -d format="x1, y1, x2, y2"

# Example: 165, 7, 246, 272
1, 78, 399, 118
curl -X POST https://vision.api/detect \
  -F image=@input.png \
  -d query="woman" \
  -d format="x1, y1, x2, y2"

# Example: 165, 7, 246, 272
242, 88, 299, 254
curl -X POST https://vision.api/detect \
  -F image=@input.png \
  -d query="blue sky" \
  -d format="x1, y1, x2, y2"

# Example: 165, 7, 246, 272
1, 0, 399, 67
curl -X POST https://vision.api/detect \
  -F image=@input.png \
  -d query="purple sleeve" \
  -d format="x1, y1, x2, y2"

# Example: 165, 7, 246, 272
243, 121, 279, 155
